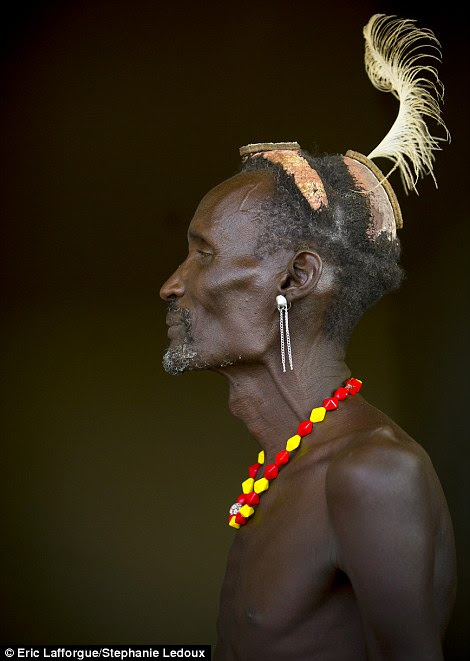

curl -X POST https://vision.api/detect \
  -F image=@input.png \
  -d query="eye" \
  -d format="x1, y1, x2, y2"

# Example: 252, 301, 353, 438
197, 249, 212, 258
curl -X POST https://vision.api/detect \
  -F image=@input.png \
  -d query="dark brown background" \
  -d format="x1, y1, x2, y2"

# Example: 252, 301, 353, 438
1, 0, 468, 657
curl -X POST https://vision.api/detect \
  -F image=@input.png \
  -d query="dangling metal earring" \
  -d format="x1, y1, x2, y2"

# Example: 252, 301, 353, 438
276, 295, 293, 372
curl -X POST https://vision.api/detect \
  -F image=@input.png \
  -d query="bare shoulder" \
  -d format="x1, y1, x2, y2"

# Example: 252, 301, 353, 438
325, 417, 440, 525
321, 390, 458, 563
323, 403, 454, 576
326, 422, 433, 501
323, 404, 456, 641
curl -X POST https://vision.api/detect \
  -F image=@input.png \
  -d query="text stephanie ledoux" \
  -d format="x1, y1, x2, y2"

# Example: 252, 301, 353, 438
2, 648, 210, 660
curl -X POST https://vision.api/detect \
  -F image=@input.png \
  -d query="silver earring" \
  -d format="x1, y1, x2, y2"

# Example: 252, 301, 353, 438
276, 295, 293, 372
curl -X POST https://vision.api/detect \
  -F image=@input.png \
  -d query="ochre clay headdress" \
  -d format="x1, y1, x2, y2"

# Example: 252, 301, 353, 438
239, 14, 449, 242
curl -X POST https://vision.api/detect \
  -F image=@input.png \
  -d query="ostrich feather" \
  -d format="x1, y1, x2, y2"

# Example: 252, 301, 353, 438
364, 14, 449, 193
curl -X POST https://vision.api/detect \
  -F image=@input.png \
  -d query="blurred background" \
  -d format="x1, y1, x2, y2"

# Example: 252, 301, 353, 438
1, 0, 468, 657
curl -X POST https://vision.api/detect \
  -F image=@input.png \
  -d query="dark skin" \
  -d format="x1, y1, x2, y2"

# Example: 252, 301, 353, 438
160, 171, 456, 660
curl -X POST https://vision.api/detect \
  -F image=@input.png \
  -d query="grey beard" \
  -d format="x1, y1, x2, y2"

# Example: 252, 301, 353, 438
162, 342, 208, 375
162, 343, 240, 375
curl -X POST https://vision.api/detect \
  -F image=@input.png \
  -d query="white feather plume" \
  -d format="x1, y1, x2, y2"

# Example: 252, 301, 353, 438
364, 14, 449, 194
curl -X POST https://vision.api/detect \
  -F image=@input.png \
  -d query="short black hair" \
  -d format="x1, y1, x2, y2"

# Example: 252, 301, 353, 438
241, 150, 404, 345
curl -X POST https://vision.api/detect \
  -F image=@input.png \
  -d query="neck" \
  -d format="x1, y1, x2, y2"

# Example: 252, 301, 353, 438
216, 342, 350, 463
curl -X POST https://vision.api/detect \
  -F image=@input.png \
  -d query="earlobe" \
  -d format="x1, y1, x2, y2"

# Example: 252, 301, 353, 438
279, 251, 323, 301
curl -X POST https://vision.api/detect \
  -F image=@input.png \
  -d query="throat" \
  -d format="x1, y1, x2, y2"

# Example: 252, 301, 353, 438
225, 360, 351, 454
227, 376, 297, 450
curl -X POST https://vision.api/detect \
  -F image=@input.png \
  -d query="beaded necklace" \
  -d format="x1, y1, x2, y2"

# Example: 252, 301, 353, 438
228, 377, 362, 528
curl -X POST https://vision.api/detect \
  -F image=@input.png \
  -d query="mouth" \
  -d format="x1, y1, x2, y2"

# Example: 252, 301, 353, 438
166, 314, 187, 343
166, 315, 185, 328
167, 324, 184, 341
165, 303, 194, 343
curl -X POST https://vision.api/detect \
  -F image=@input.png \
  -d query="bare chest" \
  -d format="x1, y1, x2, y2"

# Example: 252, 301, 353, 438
218, 471, 347, 638
216, 469, 366, 661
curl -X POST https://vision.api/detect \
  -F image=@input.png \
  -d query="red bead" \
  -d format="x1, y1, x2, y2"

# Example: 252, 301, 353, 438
245, 491, 260, 506
275, 450, 290, 466
298, 420, 313, 437
334, 387, 349, 401
264, 464, 279, 480
248, 462, 261, 478
235, 512, 247, 525
346, 378, 362, 394
237, 493, 247, 504
323, 397, 338, 410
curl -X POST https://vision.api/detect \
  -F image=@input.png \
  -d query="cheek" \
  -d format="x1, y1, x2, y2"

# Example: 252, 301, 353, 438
188, 262, 278, 352
204, 288, 276, 355
203, 264, 272, 305
205, 276, 269, 326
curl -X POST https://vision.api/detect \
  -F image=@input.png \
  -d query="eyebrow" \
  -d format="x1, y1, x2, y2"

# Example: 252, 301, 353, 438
188, 229, 212, 245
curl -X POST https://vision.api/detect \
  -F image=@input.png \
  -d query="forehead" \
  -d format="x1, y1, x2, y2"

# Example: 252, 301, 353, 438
188, 171, 275, 250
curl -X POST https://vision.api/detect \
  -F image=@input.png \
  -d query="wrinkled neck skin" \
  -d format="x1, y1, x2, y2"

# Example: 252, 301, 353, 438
215, 331, 350, 464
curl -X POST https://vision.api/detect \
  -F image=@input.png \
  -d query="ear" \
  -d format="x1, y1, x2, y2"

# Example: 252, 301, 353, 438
278, 250, 323, 302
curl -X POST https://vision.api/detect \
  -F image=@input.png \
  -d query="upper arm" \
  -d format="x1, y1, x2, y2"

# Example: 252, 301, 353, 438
326, 437, 442, 659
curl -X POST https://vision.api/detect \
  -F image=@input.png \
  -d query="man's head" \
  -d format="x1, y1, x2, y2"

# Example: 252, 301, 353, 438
160, 149, 403, 375
160, 171, 318, 375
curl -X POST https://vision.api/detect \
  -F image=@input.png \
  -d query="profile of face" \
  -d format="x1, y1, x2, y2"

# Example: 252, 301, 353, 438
159, 171, 286, 375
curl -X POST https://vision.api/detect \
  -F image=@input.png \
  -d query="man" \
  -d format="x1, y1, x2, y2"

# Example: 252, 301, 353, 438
160, 15, 456, 661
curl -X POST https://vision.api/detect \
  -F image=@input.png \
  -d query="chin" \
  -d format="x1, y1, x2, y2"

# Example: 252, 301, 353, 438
162, 343, 208, 375
162, 343, 242, 375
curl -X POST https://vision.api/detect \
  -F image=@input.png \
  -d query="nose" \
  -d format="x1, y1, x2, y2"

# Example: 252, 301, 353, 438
159, 264, 185, 301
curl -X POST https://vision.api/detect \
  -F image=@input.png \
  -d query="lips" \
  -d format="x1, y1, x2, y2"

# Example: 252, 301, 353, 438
167, 324, 184, 341
166, 314, 185, 327
165, 304, 193, 343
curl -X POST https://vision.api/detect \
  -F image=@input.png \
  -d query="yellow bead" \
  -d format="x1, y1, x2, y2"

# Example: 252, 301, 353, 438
228, 515, 240, 529
242, 477, 254, 494
254, 477, 269, 494
286, 434, 301, 451
258, 450, 265, 464
239, 505, 255, 518
310, 406, 326, 422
